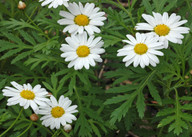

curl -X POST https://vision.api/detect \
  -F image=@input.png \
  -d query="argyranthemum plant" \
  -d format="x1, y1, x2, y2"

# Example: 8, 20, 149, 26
2, 81, 49, 112
39, 95, 78, 129
60, 32, 105, 70
135, 12, 190, 48
57, 2, 106, 35
117, 33, 164, 68
39, 0, 69, 8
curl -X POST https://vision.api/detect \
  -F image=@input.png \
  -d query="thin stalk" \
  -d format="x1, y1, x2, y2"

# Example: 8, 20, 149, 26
174, 88, 180, 119
186, 0, 192, 16
74, 86, 82, 111
21, 119, 53, 135
61, 129, 71, 137
23, 12, 50, 39
0, 108, 24, 137
52, 129, 61, 137
27, 7, 38, 23
17, 122, 33, 137
116, 0, 135, 26
157, 127, 164, 137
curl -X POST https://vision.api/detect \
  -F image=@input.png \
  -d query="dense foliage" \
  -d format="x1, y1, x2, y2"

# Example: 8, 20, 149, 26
0, 0, 192, 137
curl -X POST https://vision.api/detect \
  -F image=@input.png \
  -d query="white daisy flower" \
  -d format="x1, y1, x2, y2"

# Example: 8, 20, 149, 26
39, 0, 69, 8
135, 12, 190, 48
57, 2, 107, 35
2, 81, 49, 112
117, 33, 164, 68
60, 32, 105, 70
39, 95, 78, 130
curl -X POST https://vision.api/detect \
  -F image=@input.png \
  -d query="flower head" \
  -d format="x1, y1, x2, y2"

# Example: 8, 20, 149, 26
57, 2, 106, 35
60, 32, 105, 70
18, 1, 26, 10
2, 81, 49, 112
39, 95, 78, 129
39, 0, 69, 8
117, 33, 164, 68
135, 12, 190, 48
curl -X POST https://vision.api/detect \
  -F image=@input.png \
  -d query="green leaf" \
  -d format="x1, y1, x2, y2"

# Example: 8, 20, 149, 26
104, 94, 130, 105
156, 108, 175, 117
109, 93, 136, 125
2, 32, 22, 44
51, 74, 58, 90
142, 0, 153, 14
74, 114, 92, 137
168, 120, 188, 135
106, 85, 137, 93
68, 75, 76, 96
136, 91, 145, 118
42, 82, 53, 92
89, 120, 101, 137
0, 48, 23, 60
19, 30, 36, 45
158, 116, 175, 128
148, 82, 162, 105
11, 51, 33, 64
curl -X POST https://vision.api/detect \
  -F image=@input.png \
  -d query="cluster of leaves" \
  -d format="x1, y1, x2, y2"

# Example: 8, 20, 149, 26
0, 0, 192, 137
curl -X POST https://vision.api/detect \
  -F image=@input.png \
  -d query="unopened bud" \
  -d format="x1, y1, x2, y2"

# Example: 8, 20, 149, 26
44, 30, 48, 34
185, 75, 189, 79
190, 70, 192, 75
18, 1, 26, 10
64, 124, 72, 132
30, 113, 39, 121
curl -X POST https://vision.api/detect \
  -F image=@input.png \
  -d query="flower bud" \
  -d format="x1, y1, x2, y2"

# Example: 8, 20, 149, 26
18, 1, 26, 10
190, 70, 192, 75
185, 75, 189, 79
30, 113, 39, 121
64, 124, 72, 132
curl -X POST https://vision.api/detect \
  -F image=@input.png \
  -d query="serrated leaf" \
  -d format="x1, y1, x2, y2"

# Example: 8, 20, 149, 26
104, 94, 130, 105
142, 0, 153, 14
51, 74, 58, 90
0, 48, 23, 60
180, 96, 192, 101
68, 75, 76, 96
148, 82, 162, 105
156, 108, 175, 117
106, 85, 137, 93
136, 91, 145, 118
11, 51, 33, 64
168, 120, 188, 135
158, 116, 175, 128
110, 92, 136, 125
19, 30, 36, 45
42, 82, 53, 92
89, 120, 101, 137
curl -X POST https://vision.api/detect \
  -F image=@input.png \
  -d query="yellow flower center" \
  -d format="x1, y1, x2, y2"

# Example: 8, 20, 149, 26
134, 43, 148, 55
51, 106, 65, 118
154, 24, 170, 36
74, 14, 89, 26
20, 90, 35, 100
76, 45, 90, 57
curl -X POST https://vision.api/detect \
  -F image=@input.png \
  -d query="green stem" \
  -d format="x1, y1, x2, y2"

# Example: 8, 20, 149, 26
52, 129, 61, 137
0, 108, 24, 137
17, 122, 33, 137
21, 119, 53, 135
174, 88, 180, 118
23, 12, 50, 39
74, 86, 82, 111
61, 129, 71, 137
27, 7, 38, 23
185, 0, 192, 16
157, 127, 164, 137
116, 0, 135, 26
